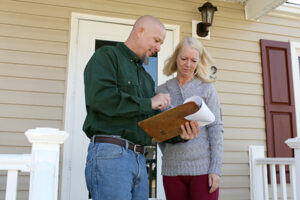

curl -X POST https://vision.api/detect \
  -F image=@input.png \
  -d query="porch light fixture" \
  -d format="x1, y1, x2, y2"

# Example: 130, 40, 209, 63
197, 1, 218, 37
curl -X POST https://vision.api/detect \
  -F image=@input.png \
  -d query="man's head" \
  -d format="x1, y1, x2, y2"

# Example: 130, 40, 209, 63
125, 15, 166, 64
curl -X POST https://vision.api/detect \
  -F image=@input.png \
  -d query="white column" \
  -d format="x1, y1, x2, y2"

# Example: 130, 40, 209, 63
285, 137, 300, 200
25, 128, 69, 200
249, 145, 264, 200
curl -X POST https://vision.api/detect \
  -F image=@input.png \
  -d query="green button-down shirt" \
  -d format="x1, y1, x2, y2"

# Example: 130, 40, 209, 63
83, 43, 157, 145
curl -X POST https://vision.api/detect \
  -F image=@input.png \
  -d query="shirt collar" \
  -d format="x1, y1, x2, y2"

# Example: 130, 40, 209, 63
117, 43, 142, 64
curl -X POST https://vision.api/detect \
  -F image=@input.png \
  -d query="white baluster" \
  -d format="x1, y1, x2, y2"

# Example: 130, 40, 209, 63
270, 164, 277, 200
279, 164, 287, 200
289, 165, 296, 200
5, 170, 18, 200
262, 164, 269, 200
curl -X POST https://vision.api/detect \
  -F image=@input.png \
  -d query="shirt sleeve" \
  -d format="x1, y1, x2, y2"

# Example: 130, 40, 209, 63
206, 84, 224, 176
84, 48, 153, 118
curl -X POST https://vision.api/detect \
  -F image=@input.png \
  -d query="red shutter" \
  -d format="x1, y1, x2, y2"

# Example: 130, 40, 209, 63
260, 39, 297, 158
260, 39, 297, 182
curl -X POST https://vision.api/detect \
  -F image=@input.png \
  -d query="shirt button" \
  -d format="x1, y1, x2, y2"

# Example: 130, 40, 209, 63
128, 81, 131, 84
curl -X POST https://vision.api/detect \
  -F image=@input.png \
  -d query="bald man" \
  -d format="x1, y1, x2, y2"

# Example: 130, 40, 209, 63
83, 15, 197, 200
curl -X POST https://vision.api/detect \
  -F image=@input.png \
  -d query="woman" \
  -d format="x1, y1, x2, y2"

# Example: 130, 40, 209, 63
157, 36, 224, 200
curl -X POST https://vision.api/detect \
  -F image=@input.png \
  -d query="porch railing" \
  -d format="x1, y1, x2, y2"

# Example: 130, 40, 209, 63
0, 154, 31, 200
0, 128, 69, 200
249, 137, 300, 200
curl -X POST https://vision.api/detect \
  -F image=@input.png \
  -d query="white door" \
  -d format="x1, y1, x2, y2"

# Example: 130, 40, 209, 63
62, 14, 179, 200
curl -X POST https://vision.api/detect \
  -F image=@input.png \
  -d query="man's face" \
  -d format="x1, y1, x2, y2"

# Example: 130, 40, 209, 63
139, 25, 166, 62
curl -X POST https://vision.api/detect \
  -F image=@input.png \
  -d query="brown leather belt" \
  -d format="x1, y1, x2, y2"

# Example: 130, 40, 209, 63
92, 136, 145, 154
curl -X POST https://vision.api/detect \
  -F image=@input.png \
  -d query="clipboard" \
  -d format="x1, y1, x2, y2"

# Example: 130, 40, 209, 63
138, 101, 200, 142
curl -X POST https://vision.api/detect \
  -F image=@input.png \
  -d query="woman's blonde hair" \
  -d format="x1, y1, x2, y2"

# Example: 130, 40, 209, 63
163, 36, 216, 82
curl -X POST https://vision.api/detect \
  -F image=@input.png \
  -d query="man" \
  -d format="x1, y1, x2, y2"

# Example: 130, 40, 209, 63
83, 15, 199, 200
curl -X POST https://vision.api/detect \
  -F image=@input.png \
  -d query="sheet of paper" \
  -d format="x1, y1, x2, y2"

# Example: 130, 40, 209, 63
183, 96, 215, 126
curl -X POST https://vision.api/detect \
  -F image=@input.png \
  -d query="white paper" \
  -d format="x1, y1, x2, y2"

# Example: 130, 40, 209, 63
183, 96, 215, 126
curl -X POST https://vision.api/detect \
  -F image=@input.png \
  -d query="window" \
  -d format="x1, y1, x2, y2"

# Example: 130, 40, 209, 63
286, 0, 300, 6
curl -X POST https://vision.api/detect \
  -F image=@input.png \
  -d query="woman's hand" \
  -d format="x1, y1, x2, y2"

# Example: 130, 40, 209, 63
179, 121, 200, 140
208, 173, 220, 193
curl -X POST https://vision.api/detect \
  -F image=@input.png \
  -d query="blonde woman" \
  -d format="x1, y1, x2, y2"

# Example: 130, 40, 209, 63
157, 37, 224, 200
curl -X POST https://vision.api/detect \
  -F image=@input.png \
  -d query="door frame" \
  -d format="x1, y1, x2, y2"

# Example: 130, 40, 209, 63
61, 12, 179, 200
290, 41, 300, 136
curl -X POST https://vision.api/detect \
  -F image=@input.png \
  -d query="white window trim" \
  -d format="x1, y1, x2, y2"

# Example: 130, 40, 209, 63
290, 41, 300, 136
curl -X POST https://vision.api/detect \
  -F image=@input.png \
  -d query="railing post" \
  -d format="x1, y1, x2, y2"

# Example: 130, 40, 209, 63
249, 146, 264, 200
25, 128, 69, 200
285, 137, 300, 200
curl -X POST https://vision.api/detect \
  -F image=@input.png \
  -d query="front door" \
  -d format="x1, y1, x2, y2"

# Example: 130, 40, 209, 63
62, 14, 179, 200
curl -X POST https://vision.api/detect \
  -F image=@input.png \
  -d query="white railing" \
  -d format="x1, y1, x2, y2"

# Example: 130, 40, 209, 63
249, 137, 300, 200
0, 128, 69, 200
0, 154, 31, 200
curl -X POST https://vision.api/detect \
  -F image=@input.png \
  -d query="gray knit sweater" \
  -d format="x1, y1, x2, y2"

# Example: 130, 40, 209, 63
157, 78, 224, 176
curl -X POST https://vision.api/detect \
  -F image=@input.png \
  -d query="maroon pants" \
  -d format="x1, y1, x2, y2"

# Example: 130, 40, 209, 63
163, 175, 219, 200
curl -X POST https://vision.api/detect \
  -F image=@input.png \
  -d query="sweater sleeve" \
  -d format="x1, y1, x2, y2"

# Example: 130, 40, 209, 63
156, 83, 185, 144
206, 85, 224, 176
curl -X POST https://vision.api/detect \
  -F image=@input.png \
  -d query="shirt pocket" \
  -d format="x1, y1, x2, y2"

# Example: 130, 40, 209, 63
117, 79, 139, 96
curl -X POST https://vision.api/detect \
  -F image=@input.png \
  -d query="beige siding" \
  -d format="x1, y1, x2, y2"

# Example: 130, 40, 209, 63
0, 0, 299, 199
0, 0, 67, 198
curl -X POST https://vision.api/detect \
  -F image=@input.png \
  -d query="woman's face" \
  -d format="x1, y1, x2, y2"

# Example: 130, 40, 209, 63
176, 45, 200, 79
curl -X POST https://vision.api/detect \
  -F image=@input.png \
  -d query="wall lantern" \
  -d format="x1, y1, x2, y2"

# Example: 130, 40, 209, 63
197, 2, 218, 37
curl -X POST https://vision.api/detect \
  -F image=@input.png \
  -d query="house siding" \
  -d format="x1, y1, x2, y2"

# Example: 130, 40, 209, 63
0, 0, 300, 199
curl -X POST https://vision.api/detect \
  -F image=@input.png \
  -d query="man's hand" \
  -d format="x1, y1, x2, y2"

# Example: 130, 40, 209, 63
208, 173, 220, 193
151, 93, 170, 110
179, 121, 200, 140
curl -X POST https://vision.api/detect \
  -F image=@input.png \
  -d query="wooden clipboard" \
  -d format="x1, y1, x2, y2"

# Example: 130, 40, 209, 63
138, 101, 200, 142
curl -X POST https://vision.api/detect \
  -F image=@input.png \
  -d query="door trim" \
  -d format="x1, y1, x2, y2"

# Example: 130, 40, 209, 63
62, 12, 179, 200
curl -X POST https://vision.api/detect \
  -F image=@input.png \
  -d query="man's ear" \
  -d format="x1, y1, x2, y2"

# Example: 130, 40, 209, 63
137, 27, 145, 38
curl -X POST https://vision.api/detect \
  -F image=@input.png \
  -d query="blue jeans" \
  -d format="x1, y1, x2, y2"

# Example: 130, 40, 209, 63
85, 141, 149, 200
